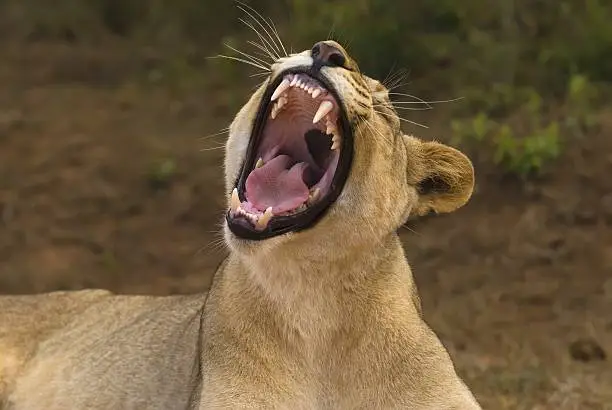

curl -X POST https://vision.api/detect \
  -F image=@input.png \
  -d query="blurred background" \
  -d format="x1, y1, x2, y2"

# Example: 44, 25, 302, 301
0, 0, 611, 408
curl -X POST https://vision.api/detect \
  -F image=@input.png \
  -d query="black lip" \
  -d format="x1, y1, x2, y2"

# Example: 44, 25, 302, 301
226, 66, 354, 240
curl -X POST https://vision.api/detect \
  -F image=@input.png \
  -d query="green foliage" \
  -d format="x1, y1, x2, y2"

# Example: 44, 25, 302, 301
2, 0, 610, 96
451, 74, 599, 177
564, 74, 599, 136
1, 0, 610, 178
284, 0, 612, 95
452, 113, 561, 178
148, 158, 177, 191
494, 122, 561, 177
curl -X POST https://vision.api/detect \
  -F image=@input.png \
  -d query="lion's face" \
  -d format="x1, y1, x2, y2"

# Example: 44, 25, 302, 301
224, 41, 474, 258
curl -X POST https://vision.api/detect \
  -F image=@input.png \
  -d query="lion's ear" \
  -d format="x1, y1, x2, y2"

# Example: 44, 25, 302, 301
404, 137, 475, 217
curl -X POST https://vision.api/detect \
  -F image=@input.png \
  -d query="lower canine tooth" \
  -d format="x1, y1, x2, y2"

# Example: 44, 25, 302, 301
256, 207, 273, 230
231, 188, 240, 212
331, 135, 341, 150
255, 158, 264, 168
313, 101, 334, 124
308, 188, 320, 203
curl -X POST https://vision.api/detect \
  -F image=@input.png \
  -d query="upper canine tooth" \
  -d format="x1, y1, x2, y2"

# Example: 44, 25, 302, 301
312, 89, 321, 98
255, 158, 264, 168
271, 79, 290, 101
256, 207, 273, 230
313, 101, 334, 124
231, 188, 240, 212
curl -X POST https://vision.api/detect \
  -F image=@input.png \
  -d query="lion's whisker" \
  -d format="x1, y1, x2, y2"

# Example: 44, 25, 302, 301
222, 44, 271, 69
396, 117, 429, 129
383, 68, 409, 91
326, 22, 337, 42
388, 92, 436, 105
250, 72, 271, 78
392, 97, 463, 105
387, 81, 414, 92
247, 40, 278, 62
374, 104, 432, 112
239, 18, 280, 60
200, 128, 230, 141
264, 16, 288, 57
200, 144, 227, 152
251, 79, 268, 91
237, 3, 286, 58
197, 234, 229, 256
400, 223, 421, 236
214, 54, 270, 72
372, 109, 429, 129
237, 1, 287, 56
363, 116, 393, 144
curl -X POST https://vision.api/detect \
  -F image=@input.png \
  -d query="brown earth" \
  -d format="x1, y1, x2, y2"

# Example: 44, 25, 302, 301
1, 42, 611, 409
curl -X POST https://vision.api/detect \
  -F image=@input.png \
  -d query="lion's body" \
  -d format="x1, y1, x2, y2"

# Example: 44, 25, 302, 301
1, 291, 205, 409
1, 249, 478, 409
0, 39, 482, 409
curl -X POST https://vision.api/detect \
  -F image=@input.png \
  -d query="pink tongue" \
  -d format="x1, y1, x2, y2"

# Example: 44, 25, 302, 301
245, 155, 310, 213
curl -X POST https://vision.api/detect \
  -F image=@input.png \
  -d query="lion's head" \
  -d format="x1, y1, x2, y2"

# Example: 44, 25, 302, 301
224, 40, 474, 259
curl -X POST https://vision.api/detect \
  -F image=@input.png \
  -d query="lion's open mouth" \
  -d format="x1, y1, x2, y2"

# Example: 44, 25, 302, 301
227, 69, 353, 239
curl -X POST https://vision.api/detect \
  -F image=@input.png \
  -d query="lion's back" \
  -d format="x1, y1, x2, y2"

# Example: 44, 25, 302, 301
1, 291, 206, 410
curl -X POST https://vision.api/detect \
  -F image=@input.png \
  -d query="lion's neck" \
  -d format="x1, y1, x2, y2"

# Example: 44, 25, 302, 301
220, 233, 418, 345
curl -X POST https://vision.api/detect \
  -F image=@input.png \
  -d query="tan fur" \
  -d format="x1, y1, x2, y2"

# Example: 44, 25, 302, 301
0, 41, 481, 409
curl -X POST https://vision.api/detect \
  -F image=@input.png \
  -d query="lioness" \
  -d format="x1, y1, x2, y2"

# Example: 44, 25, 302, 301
0, 41, 481, 409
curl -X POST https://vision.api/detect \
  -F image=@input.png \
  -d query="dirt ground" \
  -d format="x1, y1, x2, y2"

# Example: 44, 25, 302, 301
1, 42, 611, 409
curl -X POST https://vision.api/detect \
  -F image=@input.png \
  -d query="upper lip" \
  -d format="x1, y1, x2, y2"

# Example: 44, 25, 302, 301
227, 66, 354, 239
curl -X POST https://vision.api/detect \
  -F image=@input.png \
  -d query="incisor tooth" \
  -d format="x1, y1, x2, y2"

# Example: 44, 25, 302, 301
313, 101, 334, 124
290, 76, 298, 86
255, 158, 264, 168
312, 89, 321, 98
231, 188, 240, 212
271, 79, 290, 101
256, 207, 273, 230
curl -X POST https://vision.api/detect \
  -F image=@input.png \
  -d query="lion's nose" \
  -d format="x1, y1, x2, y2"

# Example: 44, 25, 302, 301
311, 41, 347, 70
